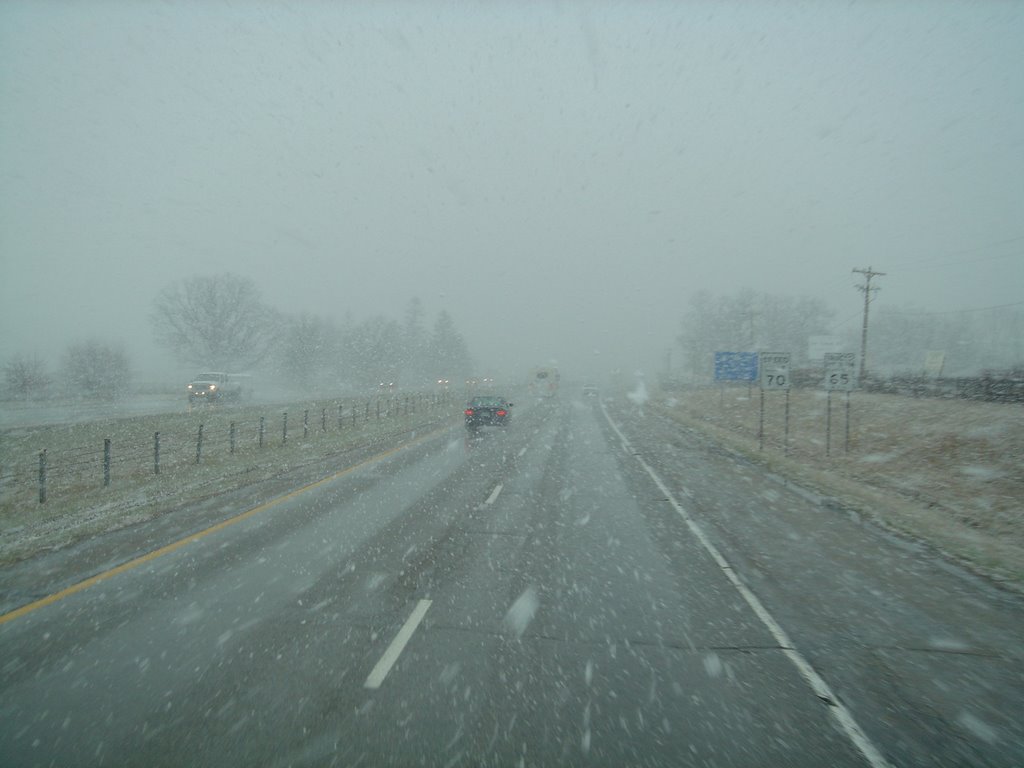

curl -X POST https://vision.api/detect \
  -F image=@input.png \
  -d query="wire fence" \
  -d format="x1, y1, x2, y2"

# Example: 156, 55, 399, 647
0, 391, 455, 508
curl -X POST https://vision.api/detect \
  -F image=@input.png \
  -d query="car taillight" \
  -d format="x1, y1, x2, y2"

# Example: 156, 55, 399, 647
497, 409, 507, 417
464, 409, 474, 416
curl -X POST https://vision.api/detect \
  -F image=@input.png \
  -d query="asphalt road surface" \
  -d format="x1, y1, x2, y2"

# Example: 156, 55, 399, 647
1, 396, 1022, 766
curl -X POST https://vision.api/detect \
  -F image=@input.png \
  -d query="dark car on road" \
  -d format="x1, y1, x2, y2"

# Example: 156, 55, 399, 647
464, 396, 513, 431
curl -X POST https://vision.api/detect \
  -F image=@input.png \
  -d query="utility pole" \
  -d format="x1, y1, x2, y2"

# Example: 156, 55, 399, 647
740, 310, 760, 349
853, 266, 885, 382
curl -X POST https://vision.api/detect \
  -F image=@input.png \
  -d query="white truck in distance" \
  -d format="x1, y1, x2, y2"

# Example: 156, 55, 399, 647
186, 372, 249, 404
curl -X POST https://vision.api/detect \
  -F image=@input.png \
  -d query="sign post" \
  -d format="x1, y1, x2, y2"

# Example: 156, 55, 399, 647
758, 352, 791, 452
823, 352, 857, 455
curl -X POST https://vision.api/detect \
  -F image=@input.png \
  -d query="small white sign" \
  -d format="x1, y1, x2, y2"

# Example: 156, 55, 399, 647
759, 352, 791, 390
823, 352, 857, 391
924, 351, 946, 378
808, 335, 842, 361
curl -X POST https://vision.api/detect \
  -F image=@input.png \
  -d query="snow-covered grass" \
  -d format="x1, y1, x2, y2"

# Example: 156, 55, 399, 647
0, 395, 460, 565
655, 386, 1024, 590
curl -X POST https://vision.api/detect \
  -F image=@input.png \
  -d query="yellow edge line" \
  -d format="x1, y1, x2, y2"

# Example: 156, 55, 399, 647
0, 424, 452, 626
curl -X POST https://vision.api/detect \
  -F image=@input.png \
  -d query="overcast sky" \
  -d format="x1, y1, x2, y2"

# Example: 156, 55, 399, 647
1, 1, 1022, 384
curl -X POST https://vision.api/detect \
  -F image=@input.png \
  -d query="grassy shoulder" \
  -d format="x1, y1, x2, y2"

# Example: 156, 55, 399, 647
652, 386, 1024, 592
0, 395, 460, 565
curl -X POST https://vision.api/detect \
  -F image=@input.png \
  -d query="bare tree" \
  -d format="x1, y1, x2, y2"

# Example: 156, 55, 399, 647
341, 315, 403, 391
333, 304, 474, 393
61, 340, 131, 399
151, 273, 278, 370
429, 310, 472, 382
678, 290, 834, 379
276, 313, 342, 391
849, 305, 1024, 377
3, 353, 50, 399
400, 297, 429, 385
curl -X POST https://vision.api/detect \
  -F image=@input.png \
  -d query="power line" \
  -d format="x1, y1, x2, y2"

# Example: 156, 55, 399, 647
833, 309, 864, 330
818, 235, 1023, 298
933, 234, 1024, 257
887, 235, 1024, 269
892, 249, 1024, 271
881, 300, 1024, 316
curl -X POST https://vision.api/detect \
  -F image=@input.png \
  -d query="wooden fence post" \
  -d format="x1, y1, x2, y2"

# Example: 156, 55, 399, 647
104, 438, 111, 486
38, 449, 46, 504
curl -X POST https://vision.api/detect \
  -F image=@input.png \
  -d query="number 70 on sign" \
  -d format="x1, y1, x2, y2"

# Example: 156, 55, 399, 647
759, 352, 791, 390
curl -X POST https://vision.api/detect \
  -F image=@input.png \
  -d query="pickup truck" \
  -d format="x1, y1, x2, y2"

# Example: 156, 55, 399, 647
186, 372, 247, 403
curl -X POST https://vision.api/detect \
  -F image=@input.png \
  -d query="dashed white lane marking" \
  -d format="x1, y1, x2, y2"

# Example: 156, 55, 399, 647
364, 599, 432, 690
485, 484, 504, 505
601, 404, 893, 768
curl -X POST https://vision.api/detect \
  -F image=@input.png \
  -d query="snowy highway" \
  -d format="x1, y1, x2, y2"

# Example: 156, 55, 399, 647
1, 397, 1022, 766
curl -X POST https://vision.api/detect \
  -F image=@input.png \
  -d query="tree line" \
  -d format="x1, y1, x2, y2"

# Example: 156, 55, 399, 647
676, 290, 835, 379
3, 274, 473, 399
675, 289, 1024, 381
4, 344, 134, 401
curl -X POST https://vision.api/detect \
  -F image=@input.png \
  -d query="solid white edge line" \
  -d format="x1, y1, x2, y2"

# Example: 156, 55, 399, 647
364, 599, 432, 690
485, 483, 503, 505
600, 403, 893, 768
